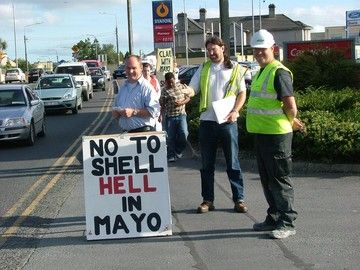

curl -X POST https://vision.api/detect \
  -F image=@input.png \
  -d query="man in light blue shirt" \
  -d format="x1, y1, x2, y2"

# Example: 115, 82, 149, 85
112, 55, 160, 132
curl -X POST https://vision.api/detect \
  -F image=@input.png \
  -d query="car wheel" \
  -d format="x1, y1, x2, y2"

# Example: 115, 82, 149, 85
83, 90, 89, 101
78, 95, 83, 110
25, 122, 36, 146
72, 98, 79, 114
38, 117, 46, 137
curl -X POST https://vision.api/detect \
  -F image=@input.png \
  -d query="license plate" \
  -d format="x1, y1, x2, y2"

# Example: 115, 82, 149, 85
46, 101, 59, 106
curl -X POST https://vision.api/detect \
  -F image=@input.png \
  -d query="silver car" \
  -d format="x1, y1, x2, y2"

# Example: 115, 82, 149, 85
34, 74, 83, 114
0, 84, 46, 146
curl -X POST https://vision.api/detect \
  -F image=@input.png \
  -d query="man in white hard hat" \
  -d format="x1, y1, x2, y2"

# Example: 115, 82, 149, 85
246, 29, 303, 239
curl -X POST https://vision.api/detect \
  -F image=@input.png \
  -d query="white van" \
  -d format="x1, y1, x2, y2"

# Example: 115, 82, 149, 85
55, 62, 93, 101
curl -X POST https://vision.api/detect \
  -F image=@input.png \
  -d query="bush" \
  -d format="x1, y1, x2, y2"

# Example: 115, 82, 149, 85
286, 49, 360, 90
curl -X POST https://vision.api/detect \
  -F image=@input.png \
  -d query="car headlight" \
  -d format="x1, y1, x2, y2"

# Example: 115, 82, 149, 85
63, 92, 75, 100
76, 81, 84, 85
5, 117, 27, 127
98, 78, 104, 84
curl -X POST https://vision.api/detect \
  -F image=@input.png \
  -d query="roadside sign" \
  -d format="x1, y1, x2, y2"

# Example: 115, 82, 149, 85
346, 10, 360, 26
156, 48, 173, 87
82, 132, 172, 240
152, 0, 174, 49
284, 39, 355, 61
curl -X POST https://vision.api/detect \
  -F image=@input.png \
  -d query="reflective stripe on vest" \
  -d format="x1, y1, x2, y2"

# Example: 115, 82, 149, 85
246, 60, 293, 134
199, 61, 241, 112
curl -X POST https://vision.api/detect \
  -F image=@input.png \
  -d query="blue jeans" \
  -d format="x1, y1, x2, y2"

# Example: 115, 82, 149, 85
165, 114, 189, 158
199, 120, 245, 203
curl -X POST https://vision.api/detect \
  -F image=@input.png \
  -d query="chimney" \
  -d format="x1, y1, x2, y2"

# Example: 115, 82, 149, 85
269, 4, 276, 18
199, 8, 206, 23
177, 12, 187, 31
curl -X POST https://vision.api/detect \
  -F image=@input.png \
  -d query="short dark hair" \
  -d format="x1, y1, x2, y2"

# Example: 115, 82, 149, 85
143, 62, 151, 69
165, 72, 175, 81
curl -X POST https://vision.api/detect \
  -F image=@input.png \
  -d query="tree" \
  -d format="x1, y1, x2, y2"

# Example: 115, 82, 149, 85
72, 38, 125, 64
0, 38, 7, 51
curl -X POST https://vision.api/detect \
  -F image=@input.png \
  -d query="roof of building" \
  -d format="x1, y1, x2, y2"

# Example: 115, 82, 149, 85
176, 5, 312, 34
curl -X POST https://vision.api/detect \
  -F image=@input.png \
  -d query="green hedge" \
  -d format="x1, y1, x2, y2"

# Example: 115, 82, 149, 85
186, 87, 360, 163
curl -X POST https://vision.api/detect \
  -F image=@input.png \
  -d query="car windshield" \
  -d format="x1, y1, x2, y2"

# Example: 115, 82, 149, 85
37, 76, 73, 89
90, 69, 103, 76
6, 69, 19, 75
56, 66, 85, 75
0, 89, 26, 107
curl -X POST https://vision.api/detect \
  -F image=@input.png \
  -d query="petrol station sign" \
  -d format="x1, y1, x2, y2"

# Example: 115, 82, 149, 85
152, 1, 174, 49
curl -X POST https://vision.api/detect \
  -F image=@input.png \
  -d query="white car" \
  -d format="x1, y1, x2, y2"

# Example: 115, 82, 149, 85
101, 66, 111, 81
55, 62, 93, 101
5, 68, 26, 83
34, 74, 83, 114
0, 84, 45, 145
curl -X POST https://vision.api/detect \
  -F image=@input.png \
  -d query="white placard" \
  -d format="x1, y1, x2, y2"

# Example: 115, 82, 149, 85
82, 132, 172, 240
212, 95, 236, 124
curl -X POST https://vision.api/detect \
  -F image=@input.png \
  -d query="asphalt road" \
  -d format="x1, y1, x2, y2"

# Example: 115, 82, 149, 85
0, 81, 359, 270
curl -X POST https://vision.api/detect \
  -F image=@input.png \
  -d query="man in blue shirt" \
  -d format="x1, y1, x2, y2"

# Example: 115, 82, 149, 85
112, 55, 160, 133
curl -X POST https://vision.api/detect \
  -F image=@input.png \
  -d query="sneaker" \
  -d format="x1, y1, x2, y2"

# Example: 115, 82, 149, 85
253, 221, 277, 231
234, 201, 248, 213
168, 157, 175, 162
197, 201, 215, 213
270, 227, 296, 239
175, 152, 183, 159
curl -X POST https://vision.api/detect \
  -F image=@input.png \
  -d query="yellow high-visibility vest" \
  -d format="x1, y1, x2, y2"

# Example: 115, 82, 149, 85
246, 60, 293, 134
199, 61, 242, 112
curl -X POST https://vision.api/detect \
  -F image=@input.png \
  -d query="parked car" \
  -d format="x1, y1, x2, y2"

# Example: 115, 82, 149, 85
5, 68, 26, 83
89, 67, 106, 91
0, 68, 5, 84
55, 62, 93, 101
0, 84, 45, 145
178, 65, 200, 85
101, 66, 111, 81
28, 67, 45, 83
82, 60, 102, 68
113, 64, 126, 79
34, 74, 83, 114
238, 61, 260, 90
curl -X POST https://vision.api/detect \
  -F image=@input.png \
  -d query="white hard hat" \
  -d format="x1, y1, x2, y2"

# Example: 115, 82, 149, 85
250, 29, 275, 48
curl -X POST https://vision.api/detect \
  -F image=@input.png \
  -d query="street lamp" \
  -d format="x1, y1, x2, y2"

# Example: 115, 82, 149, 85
87, 35, 99, 59
49, 49, 59, 63
24, 22, 43, 73
99, 12, 120, 65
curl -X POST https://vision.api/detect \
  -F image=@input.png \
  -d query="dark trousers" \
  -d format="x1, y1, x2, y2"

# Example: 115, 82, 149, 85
199, 121, 245, 203
254, 133, 298, 228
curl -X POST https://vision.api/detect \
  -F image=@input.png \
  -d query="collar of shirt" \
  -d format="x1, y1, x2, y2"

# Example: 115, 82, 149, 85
124, 75, 146, 87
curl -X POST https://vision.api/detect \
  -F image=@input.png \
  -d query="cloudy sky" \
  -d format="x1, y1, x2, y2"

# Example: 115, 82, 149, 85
0, 0, 358, 63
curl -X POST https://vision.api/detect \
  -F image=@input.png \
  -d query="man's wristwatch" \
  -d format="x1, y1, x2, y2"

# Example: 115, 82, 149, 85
133, 109, 138, 116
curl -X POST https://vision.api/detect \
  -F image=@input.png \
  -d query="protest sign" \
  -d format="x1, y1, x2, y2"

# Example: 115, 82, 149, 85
82, 132, 172, 240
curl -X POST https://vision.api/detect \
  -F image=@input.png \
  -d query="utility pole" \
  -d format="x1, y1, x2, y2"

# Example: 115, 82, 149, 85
127, 0, 133, 55
219, 0, 230, 55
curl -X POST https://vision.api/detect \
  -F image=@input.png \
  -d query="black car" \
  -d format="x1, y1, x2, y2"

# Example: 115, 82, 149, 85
89, 67, 106, 91
112, 64, 126, 79
178, 65, 199, 85
28, 68, 45, 83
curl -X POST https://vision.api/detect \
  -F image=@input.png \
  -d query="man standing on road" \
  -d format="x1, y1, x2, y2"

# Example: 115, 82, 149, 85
186, 36, 248, 214
112, 55, 160, 133
160, 72, 191, 162
247, 29, 303, 239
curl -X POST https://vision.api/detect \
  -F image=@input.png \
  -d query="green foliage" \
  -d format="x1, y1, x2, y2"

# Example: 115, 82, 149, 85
286, 49, 360, 90
186, 86, 360, 163
72, 38, 125, 64
292, 87, 360, 163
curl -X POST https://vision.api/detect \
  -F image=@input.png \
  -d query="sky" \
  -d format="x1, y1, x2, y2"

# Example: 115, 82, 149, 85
0, 0, 359, 63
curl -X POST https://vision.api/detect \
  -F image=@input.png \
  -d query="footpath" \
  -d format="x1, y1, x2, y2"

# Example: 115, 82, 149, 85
15, 137, 359, 270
